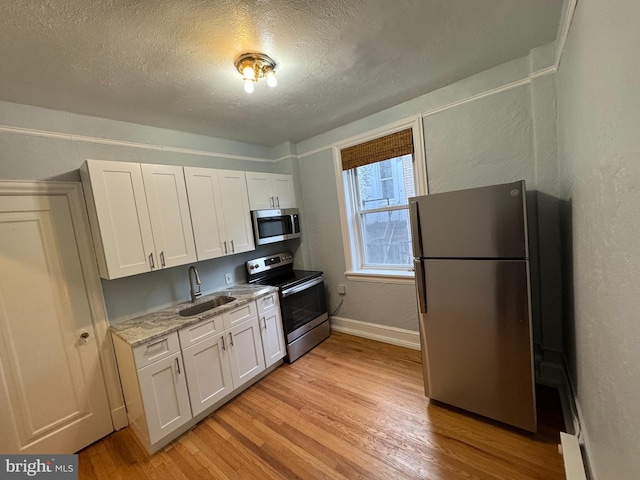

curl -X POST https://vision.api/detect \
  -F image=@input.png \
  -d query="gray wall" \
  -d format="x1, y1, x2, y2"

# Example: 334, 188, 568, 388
0, 100, 288, 323
294, 45, 563, 356
556, 0, 640, 477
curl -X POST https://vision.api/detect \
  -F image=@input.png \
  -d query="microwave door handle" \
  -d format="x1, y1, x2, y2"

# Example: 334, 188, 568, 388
281, 276, 323, 298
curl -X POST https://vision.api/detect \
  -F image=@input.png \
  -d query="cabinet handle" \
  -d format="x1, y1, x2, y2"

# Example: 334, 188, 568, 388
149, 253, 155, 269
220, 336, 226, 351
160, 251, 166, 267
276, 196, 280, 207
230, 240, 235, 253
223, 241, 228, 254
262, 316, 267, 329
146, 338, 167, 350
270, 196, 274, 207
175, 357, 181, 375
229, 332, 234, 347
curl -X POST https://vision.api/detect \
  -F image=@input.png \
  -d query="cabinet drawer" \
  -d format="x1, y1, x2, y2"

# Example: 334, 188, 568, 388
133, 332, 180, 369
178, 315, 223, 347
257, 292, 279, 315
223, 301, 257, 330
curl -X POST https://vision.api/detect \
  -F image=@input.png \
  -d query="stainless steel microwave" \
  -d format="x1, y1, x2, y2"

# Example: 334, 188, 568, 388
251, 208, 301, 245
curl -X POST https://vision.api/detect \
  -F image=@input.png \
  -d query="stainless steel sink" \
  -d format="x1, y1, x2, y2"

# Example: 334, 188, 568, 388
178, 296, 236, 317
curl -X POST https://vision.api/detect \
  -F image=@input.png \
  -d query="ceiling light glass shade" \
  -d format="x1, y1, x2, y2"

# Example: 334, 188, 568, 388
266, 70, 277, 87
242, 65, 254, 80
234, 53, 277, 93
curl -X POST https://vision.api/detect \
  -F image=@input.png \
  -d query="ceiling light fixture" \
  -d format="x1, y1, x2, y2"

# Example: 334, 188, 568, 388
234, 52, 277, 93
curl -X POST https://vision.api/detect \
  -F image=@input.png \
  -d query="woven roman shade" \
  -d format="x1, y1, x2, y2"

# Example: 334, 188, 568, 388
341, 128, 413, 171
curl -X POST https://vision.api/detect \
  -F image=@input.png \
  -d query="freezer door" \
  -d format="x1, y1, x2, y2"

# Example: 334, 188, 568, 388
419, 258, 536, 432
409, 181, 528, 259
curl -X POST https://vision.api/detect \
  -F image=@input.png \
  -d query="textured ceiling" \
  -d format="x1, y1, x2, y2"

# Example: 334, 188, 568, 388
0, 1, 563, 147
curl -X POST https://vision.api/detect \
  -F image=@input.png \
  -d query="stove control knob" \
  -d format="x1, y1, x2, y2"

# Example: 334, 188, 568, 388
253, 264, 259, 269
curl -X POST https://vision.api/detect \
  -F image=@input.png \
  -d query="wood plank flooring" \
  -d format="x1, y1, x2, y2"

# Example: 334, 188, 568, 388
79, 332, 565, 479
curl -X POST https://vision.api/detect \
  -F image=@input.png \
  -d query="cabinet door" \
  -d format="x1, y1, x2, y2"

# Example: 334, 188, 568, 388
83, 160, 155, 279
260, 308, 286, 368
182, 333, 234, 416
245, 172, 273, 210
271, 174, 296, 208
218, 170, 255, 254
227, 318, 266, 390
137, 352, 192, 445
141, 164, 197, 268
183, 167, 227, 261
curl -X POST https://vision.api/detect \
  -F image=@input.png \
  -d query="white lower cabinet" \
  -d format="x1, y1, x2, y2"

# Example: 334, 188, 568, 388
137, 352, 192, 444
227, 317, 266, 389
113, 296, 281, 453
257, 293, 287, 367
111, 332, 192, 450
181, 332, 234, 416
180, 307, 265, 416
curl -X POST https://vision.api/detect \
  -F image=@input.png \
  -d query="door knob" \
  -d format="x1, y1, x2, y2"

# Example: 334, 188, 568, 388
79, 331, 90, 344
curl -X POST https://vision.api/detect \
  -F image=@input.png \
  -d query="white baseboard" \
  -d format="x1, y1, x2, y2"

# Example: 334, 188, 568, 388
111, 405, 128, 431
556, 358, 597, 480
329, 316, 421, 350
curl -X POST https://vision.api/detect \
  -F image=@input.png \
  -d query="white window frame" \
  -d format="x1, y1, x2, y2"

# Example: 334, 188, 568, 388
332, 116, 428, 284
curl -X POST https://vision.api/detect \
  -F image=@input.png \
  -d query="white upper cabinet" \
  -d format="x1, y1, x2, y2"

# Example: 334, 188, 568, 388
81, 160, 196, 279
246, 172, 296, 210
140, 164, 197, 269
184, 167, 255, 261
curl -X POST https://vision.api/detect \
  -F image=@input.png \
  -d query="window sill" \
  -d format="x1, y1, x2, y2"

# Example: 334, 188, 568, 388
345, 270, 415, 285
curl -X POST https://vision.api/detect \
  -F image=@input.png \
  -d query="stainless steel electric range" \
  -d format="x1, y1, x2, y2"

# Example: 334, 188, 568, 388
246, 252, 329, 362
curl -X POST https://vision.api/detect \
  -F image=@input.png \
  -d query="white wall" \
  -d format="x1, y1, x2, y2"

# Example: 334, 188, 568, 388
556, 0, 640, 478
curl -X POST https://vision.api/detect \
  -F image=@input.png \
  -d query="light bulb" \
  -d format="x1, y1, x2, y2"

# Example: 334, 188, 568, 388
243, 79, 254, 93
242, 65, 254, 80
266, 70, 277, 87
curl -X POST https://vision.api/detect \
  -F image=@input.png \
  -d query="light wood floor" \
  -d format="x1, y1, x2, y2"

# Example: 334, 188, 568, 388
79, 332, 565, 479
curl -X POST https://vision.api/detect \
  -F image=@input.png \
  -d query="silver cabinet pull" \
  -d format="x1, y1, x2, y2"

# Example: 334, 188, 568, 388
230, 240, 235, 253
270, 196, 274, 207
220, 336, 226, 351
276, 196, 280, 207
149, 253, 155, 269
229, 332, 234, 347
175, 357, 181, 375
223, 241, 228, 254
146, 338, 167, 350
262, 317, 267, 329
160, 251, 166, 267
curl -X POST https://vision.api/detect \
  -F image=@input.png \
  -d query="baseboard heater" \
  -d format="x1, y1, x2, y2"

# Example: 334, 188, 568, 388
560, 432, 587, 480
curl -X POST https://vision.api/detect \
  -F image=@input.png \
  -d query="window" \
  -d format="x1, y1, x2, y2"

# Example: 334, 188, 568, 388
335, 119, 427, 282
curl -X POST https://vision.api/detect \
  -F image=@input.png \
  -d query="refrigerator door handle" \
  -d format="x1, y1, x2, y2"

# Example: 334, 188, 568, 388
409, 200, 423, 258
414, 259, 427, 314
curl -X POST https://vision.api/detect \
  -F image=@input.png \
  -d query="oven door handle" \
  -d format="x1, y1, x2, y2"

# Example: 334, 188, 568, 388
281, 276, 324, 298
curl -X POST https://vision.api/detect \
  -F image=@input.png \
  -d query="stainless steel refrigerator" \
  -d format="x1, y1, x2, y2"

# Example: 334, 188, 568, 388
409, 180, 537, 432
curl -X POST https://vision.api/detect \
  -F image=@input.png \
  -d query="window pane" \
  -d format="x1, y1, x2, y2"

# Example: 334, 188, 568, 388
356, 155, 415, 210
360, 208, 412, 266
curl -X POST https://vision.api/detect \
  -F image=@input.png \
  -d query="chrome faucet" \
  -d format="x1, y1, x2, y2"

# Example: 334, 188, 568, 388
188, 265, 202, 303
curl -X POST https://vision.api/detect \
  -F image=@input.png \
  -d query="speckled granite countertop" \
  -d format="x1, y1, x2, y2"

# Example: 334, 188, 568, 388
110, 284, 277, 347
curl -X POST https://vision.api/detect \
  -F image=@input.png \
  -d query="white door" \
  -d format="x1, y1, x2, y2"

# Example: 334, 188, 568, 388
183, 167, 227, 261
0, 194, 113, 453
218, 170, 255, 255
141, 164, 197, 268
